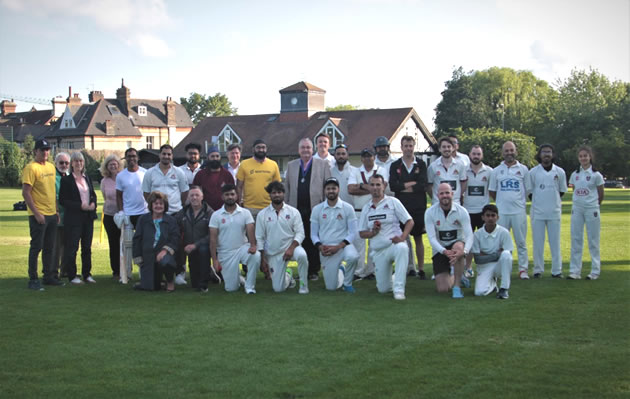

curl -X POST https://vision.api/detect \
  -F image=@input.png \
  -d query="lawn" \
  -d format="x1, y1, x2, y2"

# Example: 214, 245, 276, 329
0, 187, 628, 398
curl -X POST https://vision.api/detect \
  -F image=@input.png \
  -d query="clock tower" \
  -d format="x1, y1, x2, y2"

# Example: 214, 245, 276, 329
279, 81, 326, 122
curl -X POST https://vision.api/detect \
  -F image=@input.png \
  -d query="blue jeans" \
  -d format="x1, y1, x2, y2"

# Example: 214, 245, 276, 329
28, 215, 58, 281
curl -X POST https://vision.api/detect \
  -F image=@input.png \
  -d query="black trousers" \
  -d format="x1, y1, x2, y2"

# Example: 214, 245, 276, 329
28, 215, 57, 281
187, 245, 210, 289
63, 215, 94, 280
299, 211, 320, 276
103, 214, 121, 276
47, 225, 64, 278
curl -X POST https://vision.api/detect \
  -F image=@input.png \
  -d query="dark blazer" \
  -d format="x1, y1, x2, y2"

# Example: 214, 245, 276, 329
285, 157, 331, 210
59, 173, 98, 226
175, 202, 213, 250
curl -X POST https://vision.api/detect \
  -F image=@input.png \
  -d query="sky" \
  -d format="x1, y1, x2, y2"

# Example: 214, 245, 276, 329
0, 0, 628, 131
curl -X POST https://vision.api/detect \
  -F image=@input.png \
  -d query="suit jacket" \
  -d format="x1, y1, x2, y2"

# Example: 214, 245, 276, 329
285, 157, 331, 210
59, 173, 98, 226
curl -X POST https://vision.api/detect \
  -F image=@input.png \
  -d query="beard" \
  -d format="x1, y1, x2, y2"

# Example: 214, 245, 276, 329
254, 150, 266, 160
57, 167, 69, 175
377, 149, 389, 158
271, 196, 284, 205
470, 158, 481, 165
208, 160, 222, 170
224, 198, 236, 206
326, 192, 338, 201
335, 158, 347, 166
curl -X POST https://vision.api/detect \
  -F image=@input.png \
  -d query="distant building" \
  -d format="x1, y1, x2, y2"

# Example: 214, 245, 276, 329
0, 100, 55, 143
174, 81, 436, 173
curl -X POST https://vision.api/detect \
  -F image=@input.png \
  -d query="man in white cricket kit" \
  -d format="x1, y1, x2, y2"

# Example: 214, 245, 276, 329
427, 137, 467, 205
489, 141, 531, 279
527, 144, 567, 278
209, 184, 260, 293
448, 133, 470, 169
358, 174, 414, 300
425, 183, 473, 298
256, 181, 309, 294
472, 204, 513, 299
310, 177, 359, 292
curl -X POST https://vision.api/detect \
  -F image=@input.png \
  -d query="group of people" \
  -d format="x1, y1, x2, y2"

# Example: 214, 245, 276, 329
22, 133, 604, 300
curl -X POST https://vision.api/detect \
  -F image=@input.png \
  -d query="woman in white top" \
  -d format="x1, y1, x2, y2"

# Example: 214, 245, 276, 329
100, 155, 122, 279
568, 146, 604, 280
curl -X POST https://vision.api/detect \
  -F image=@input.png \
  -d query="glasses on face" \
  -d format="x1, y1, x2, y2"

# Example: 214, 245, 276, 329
57, 161, 69, 165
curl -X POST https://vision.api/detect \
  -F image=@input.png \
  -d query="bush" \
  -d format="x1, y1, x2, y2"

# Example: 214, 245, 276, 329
0, 138, 27, 187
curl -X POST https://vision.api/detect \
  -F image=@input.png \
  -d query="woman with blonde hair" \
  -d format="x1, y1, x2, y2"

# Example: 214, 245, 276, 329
100, 154, 122, 280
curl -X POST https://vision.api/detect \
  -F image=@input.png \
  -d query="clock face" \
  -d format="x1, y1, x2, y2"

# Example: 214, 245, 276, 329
291, 96, 298, 105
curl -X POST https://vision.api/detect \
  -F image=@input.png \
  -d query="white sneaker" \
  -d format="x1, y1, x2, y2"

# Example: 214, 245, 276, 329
239, 275, 246, 286
567, 273, 581, 280
393, 292, 406, 300
431, 274, 435, 280
85, 276, 96, 284
586, 273, 599, 280
70, 277, 83, 285
298, 283, 309, 294
245, 288, 256, 294
174, 273, 187, 285
519, 270, 530, 280
337, 267, 345, 290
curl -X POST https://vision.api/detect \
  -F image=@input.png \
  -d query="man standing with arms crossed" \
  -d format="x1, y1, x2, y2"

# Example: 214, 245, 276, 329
22, 139, 64, 290
310, 177, 359, 292
359, 174, 414, 300
209, 184, 260, 293
425, 183, 474, 298
489, 141, 531, 279
527, 144, 567, 278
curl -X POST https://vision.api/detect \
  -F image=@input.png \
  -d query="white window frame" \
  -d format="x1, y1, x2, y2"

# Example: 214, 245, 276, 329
138, 106, 147, 116
146, 136, 154, 149
217, 124, 242, 153
315, 120, 345, 148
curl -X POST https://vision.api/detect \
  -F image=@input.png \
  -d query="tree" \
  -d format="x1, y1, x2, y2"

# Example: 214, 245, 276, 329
22, 134, 34, 162
180, 92, 238, 125
325, 104, 360, 111
0, 137, 27, 187
453, 127, 537, 168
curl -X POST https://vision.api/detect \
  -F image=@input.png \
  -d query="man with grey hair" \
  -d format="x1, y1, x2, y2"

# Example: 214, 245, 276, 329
52, 152, 71, 279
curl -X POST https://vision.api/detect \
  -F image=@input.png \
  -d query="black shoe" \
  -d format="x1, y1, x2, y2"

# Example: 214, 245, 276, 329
308, 274, 319, 281
209, 266, 222, 284
533, 273, 542, 279
43, 278, 65, 286
364, 273, 375, 281
417, 270, 426, 280
552, 273, 563, 279
407, 270, 417, 277
28, 280, 45, 291
496, 288, 509, 299
353, 274, 363, 281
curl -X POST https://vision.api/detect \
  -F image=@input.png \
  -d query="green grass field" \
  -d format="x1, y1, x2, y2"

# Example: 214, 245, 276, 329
1, 187, 628, 398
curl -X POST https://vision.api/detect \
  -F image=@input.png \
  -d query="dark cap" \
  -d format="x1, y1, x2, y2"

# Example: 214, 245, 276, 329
253, 139, 266, 147
374, 136, 389, 147
324, 177, 340, 188
361, 148, 375, 156
207, 145, 220, 155
34, 139, 51, 150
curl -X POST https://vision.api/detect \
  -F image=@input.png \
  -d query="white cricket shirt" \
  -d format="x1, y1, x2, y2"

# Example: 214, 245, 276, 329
569, 166, 604, 208
330, 163, 356, 206
424, 202, 474, 256
427, 156, 467, 204
464, 164, 493, 214
209, 204, 253, 255
142, 164, 189, 214
255, 203, 305, 256
359, 196, 412, 252
348, 164, 386, 210
527, 164, 568, 220
472, 224, 513, 255
489, 161, 529, 215
310, 199, 357, 245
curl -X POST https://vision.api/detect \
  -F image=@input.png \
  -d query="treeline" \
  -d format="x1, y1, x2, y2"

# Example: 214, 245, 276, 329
434, 67, 629, 178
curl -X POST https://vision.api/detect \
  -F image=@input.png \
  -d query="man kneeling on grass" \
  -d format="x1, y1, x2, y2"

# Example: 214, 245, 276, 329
424, 183, 473, 298
472, 204, 513, 299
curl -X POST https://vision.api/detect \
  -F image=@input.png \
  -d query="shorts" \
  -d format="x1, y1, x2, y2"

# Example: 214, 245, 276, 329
469, 212, 483, 231
432, 242, 458, 275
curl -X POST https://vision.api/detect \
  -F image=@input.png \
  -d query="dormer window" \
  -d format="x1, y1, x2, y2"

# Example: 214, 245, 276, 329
315, 120, 345, 148
138, 106, 147, 116
216, 124, 242, 152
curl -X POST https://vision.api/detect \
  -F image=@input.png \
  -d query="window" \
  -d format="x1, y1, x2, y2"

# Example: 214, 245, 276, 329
216, 124, 242, 152
315, 120, 345, 148
107, 105, 121, 116
138, 106, 147, 116
146, 136, 154, 149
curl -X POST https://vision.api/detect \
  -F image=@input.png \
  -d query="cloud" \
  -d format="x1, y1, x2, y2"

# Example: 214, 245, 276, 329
0, 0, 173, 57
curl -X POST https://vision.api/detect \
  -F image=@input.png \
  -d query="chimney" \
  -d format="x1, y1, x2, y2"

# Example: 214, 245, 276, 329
165, 96, 176, 126
116, 78, 131, 115
89, 90, 104, 103
1, 99, 17, 116
52, 96, 67, 118
66, 87, 82, 106
105, 120, 115, 135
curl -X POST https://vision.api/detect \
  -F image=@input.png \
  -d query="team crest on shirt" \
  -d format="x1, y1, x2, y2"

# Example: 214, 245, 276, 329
337, 213, 343, 220
586, 176, 591, 181
575, 176, 580, 181
286, 214, 291, 220
170, 174, 177, 180
554, 175, 558, 180
436, 171, 441, 176
221, 218, 226, 224
500, 170, 505, 175
454, 170, 459, 175
322, 213, 327, 219
268, 217, 272, 221
482, 176, 487, 182
516, 171, 522, 176
384, 204, 390, 209
250, 170, 255, 175
436, 220, 440, 226
454, 220, 460, 226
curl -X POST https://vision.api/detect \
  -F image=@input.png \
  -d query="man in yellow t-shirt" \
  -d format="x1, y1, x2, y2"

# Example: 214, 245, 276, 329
236, 139, 281, 219
22, 139, 63, 290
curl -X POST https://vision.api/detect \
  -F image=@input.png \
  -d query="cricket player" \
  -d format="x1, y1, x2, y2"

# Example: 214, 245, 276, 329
209, 184, 261, 294
425, 183, 473, 298
472, 204, 513, 299
427, 137, 467, 205
489, 141, 530, 279
255, 181, 309, 294
358, 174, 414, 300
527, 144, 567, 278
310, 177, 359, 292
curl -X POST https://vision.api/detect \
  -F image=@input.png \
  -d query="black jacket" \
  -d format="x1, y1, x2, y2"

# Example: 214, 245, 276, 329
59, 173, 98, 226
389, 157, 428, 210
175, 202, 213, 251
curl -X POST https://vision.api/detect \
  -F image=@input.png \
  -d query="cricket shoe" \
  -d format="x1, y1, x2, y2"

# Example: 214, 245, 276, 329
586, 273, 599, 280
452, 286, 464, 299
393, 292, 406, 300
519, 270, 530, 280
337, 267, 345, 290
175, 273, 187, 285
496, 288, 509, 299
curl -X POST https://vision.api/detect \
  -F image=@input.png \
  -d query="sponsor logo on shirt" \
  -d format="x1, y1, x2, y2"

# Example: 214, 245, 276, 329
468, 186, 484, 196
575, 188, 589, 196
439, 230, 457, 241
500, 179, 520, 192
368, 214, 387, 221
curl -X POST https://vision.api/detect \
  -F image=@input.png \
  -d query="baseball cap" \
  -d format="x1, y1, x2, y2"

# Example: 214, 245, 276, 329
34, 139, 51, 150
361, 148, 375, 156
323, 177, 339, 188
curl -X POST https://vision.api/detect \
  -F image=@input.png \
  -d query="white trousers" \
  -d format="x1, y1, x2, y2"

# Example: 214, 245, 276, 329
267, 246, 308, 292
570, 206, 601, 276
320, 245, 359, 290
373, 242, 409, 295
219, 244, 261, 292
531, 218, 562, 275
474, 251, 512, 296
498, 212, 528, 271
406, 236, 418, 272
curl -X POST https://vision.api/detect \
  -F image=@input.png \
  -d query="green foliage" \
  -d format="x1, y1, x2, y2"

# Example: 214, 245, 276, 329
325, 104, 360, 111
180, 92, 238, 125
22, 134, 34, 163
0, 138, 27, 186
452, 127, 537, 168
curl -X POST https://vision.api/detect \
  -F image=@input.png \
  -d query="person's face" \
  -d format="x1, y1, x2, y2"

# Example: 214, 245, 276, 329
107, 159, 119, 175
437, 184, 453, 208
72, 157, 84, 173
469, 147, 483, 165
539, 147, 553, 165
482, 210, 498, 229
439, 141, 453, 158
187, 148, 200, 164
160, 149, 173, 165
222, 190, 237, 206
35, 148, 50, 162
578, 150, 591, 167
208, 152, 221, 162
502, 142, 517, 163
375, 145, 389, 158
270, 189, 285, 205
325, 184, 339, 201
334, 148, 348, 166
56, 156, 70, 174
188, 188, 203, 207
125, 151, 138, 168
449, 137, 460, 151
361, 153, 374, 169
369, 176, 385, 198
228, 148, 241, 164
299, 140, 313, 159
254, 144, 267, 160
152, 199, 165, 215
401, 140, 415, 158
316, 136, 330, 154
